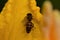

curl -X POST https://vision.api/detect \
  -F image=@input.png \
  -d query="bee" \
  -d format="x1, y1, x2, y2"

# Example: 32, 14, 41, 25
26, 13, 34, 33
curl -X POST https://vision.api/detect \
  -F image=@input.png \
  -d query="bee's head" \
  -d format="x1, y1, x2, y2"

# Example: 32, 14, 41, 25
27, 13, 33, 21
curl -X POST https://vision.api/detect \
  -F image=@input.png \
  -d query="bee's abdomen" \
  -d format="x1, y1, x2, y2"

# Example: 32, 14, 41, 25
26, 22, 34, 33
26, 26, 32, 33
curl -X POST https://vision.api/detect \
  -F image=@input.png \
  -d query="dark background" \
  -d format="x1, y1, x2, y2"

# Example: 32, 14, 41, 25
36, 0, 60, 10
0, 0, 60, 13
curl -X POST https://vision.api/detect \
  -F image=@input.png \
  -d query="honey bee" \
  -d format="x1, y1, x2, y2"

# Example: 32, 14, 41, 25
26, 13, 34, 33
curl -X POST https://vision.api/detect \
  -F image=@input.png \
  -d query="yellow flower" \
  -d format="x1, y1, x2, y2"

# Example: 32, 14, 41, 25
0, 0, 44, 40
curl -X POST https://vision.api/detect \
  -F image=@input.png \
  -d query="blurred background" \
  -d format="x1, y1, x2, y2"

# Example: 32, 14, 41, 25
36, 0, 60, 10
0, 0, 60, 13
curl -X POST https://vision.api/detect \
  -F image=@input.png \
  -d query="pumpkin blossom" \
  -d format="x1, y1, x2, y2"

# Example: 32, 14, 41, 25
0, 0, 44, 40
